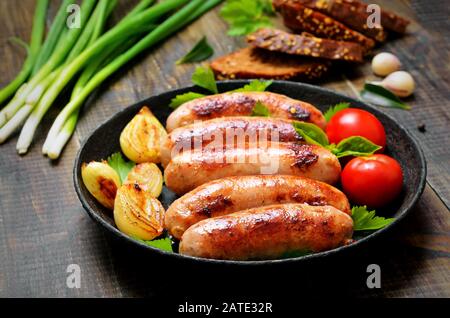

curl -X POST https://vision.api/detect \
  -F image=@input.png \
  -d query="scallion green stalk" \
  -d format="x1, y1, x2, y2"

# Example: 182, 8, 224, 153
122, 0, 155, 21
17, 0, 188, 153
42, 0, 125, 155
0, 0, 48, 105
65, 0, 111, 63
32, 0, 75, 75
0, 0, 96, 129
45, 0, 223, 158
44, 32, 150, 157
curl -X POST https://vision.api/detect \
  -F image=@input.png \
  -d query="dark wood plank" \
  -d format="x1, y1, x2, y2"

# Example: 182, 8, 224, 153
0, 0, 448, 298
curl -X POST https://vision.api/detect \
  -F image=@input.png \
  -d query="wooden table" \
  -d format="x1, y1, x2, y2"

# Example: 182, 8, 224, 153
0, 0, 448, 298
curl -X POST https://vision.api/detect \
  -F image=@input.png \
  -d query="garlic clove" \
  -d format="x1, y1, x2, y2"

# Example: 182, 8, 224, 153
371, 52, 401, 76
382, 71, 415, 98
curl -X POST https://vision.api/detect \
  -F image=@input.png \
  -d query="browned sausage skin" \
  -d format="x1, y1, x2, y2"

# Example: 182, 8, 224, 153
165, 175, 350, 239
166, 92, 326, 132
179, 204, 354, 260
164, 142, 341, 195
161, 116, 305, 167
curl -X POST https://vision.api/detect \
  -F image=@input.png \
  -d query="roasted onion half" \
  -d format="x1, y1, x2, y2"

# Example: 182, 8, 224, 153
124, 163, 163, 198
114, 183, 165, 240
120, 106, 167, 163
81, 161, 121, 209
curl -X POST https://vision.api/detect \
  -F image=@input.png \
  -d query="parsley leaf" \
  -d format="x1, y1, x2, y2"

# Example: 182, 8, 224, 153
107, 152, 135, 183
192, 66, 218, 94
331, 136, 382, 158
169, 77, 272, 109
232, 79, 273, 92
220, 0, 275, 36
324, 102, 350, 122
251, 101, 270, 117
134, 237, 173, 252
169, 92, 206, 109
352, 206, 395, 231
292, 122, 330, 147
176, 36, 214, 65
142, 237, 173, 252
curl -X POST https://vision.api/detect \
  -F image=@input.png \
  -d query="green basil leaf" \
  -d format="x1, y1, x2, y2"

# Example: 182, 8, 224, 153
232, 79, 273, 92
352, 206, 395, 231
360, 83, 410, 110
176, 36, 214, 65
323, 102, 350, 122
107, 152, 135, 183
251, 101, 270, 117
331, 136, 382, 158
169, 92, 206, 109
292, 122, 329, 147
192, 66, 218, 94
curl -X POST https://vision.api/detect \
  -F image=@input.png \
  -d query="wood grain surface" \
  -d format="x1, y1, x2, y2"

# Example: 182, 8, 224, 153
0, 0, 449, 298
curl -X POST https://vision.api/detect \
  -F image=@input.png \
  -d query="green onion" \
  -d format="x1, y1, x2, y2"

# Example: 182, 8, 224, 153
66, 0, 113, 63
41, 1, 156, 156
120, 0, 156, 23
0, 0, 95, 130
0, 0, 48, 105
32, 0, 75, 75
45, 0, 223, 158
45, 33, 153, 157
18, 0, 188, 154
0, 0, 222, 158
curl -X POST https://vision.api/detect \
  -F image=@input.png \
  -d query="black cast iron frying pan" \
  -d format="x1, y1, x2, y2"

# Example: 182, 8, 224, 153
73, 80, 427, 266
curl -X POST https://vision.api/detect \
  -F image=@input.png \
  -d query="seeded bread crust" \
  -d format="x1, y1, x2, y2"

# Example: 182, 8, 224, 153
247, 28, 364, 62
276, 0, 375, 54
273, 0, 388, 41
210, 47, 330, 80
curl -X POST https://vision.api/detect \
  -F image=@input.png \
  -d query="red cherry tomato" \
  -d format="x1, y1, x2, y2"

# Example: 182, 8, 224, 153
326, 109, 386, 150
341, 154, 403, 208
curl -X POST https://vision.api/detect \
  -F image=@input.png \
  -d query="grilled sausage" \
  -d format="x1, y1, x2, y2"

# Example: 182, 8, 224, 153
179, 204, 354, 260
165, 175, 350, 239
164, 142, 341, 195
161, 116, 304, 167
165, 91, 326, 132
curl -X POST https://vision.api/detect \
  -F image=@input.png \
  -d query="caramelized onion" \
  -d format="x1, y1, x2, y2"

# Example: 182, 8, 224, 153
120, 106, 167, 163
114, 183, 165, 240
